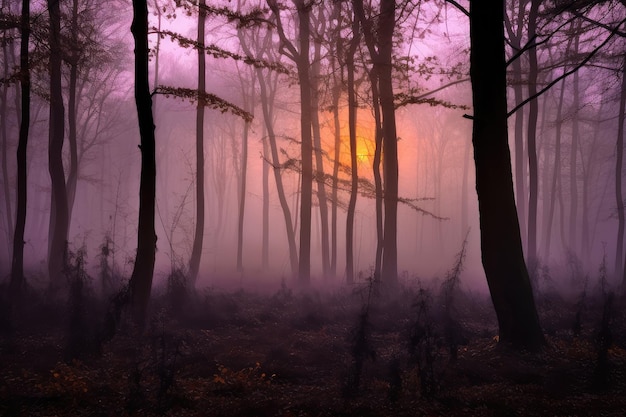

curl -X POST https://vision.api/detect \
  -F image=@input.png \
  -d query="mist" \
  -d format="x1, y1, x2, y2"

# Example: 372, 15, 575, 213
1, 0, 623, 297
2, 1, 626, 415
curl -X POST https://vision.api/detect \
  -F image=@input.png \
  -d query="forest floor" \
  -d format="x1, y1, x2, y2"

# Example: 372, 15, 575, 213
1, 277, 626, 417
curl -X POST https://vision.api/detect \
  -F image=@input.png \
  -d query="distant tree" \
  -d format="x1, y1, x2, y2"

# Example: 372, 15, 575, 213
468, 0, 545, 350
187, 0, 206, 286
240, 25, 299, 278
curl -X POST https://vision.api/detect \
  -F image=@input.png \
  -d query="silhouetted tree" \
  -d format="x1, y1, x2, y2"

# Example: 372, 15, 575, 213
47, 0, 69, 288
267, 0, 314, 284
469, 0, 544, 350
353, 0, 399, 284
10, 0, 30, 302
129, 0, 158, 327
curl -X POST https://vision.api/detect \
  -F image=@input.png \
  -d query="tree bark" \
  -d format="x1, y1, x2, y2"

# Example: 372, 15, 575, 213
129, 0, 157, 327
469, 1, 544, 350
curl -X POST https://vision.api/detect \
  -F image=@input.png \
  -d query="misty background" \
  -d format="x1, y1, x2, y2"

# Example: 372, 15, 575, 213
1, 0, 624, 294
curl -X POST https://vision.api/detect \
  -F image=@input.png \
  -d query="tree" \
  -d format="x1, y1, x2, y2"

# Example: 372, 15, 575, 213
468, 0, 544, 350
47, 0, 70, 288
345, 9, 360, 285
526, 0, 540, 265
267, 0, 314, 284
353, 0, 400, 284
187, 0, 206, 286
10, 0, 30, 302
129, 0, 158, 327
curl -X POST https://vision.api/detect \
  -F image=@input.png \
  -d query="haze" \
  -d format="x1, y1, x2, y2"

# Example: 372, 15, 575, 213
1, 0, 624, 297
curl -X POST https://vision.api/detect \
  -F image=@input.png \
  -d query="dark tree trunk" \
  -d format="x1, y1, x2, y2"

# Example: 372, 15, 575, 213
129, 0, 157, 327
526, 0, 539, 265
616, 54, 626, 280
616, 54, 626, 290
354, 0, 398, 283
505, 0, 527, 245
370, 68, 384, 281
569, 31, 581, 253
469, 1, 544, 350
188, 0, 206, 286
345, 15, 359, 285
1, 3, 14, 257
47, 0, 69, 287
378, 0, 398, 284
295, 0, 313, 284
66, 0, 79, 225
10, 0, 30, 301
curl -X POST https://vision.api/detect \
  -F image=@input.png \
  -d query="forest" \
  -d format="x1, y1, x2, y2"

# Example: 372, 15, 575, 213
1, 0, 626, 415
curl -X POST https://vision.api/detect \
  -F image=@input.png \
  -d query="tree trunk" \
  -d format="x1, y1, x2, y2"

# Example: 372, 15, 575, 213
378, 0, 398, 284
258, 68, 298, 277
526, 0, 539, 266
544, 79, 566, 261
262, 127, 270, 271
295, 0, 313, 284
569, 32, 581, 254
1, 5, 14, 258
506, 0, 527, 245
47, 0, 69, 287
10, 0, 30, 301
236, 108, 250, 273
469, 1, 544, 350
188, 0, 206, 286
310, 34, 330, 278
370, 68, 384, 281
345, 15, 359, 285
129, 0, 157, 327
330, 64, 340, 278
66, 0, 79, 227
615, 54, 626, 281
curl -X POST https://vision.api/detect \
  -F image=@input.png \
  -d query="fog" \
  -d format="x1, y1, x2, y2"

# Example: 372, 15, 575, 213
1, 0, 624, 297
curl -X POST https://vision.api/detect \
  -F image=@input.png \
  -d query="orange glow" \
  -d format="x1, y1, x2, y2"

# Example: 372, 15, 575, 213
321, 105, 376, 171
